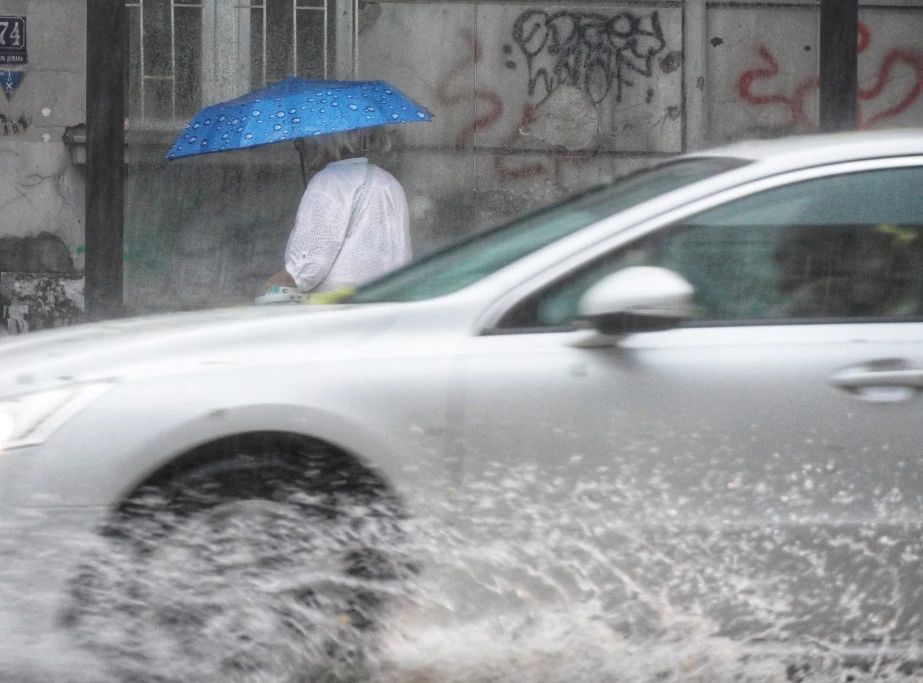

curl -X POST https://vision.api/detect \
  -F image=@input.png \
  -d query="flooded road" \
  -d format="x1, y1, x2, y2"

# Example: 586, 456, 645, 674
1, 471, 922, 683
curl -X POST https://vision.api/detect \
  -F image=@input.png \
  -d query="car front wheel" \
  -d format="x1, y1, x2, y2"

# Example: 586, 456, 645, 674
63, 436, 414, 682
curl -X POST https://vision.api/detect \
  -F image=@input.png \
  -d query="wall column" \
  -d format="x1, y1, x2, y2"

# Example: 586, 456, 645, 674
85, 0, 128, 319
683, 0, 709, 150
819, 0, 858, 131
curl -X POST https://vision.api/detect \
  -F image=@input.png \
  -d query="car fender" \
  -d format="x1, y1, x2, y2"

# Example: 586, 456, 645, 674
22, 397, 439, 514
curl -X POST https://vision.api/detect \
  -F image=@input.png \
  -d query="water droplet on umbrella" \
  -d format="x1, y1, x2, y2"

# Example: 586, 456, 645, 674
292, 117, 301, 124
244, 133, 253, 139
289, 108, 296, 114
390, 113, 400, 120
188, 135, 198, 143
416, 111, 427, 118
273, 124, 282, 131
222, 133, 229, 139
319, 109, 326, 113
364, 106, 376, 113
231, 118, 239, 125
204, 118, 212, 125
276, 111, 285, 118
385, 89, 393, 94
348, 103, 358, 111
192, 122, 200, 129
236, 127, 243, 133
218, 115, 226, 122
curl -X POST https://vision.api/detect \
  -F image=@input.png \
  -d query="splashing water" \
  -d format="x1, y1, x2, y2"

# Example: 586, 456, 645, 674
1, 464, 921, 682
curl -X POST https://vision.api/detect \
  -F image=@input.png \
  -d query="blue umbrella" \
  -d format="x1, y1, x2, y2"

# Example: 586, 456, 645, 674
166, 77, 432, 161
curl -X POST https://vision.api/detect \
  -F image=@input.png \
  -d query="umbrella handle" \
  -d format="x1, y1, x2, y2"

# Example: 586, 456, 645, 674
295, 140, 307, 188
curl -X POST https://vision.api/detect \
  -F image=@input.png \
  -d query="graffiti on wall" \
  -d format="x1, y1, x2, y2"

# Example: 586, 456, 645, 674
507, 10, 668, 105
436, 8, 677, 184
0, 272, 84, 335
0, 233, 83, 335
0, 111, 29, 134
437, 30, 505, 151
436, 30, 599, 185
737, 22, 923, 132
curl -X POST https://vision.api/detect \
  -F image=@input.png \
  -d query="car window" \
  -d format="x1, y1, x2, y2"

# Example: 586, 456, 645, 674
498, 165, 923, 330
348, 157, 746, 303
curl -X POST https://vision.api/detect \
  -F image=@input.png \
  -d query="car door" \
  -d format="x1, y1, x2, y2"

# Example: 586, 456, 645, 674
453, 158, 923, 653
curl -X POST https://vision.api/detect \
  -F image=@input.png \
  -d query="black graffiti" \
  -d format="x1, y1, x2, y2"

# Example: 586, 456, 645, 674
1, 273, 83, 335
509, 9, 667, 104
0, 112, 29, 135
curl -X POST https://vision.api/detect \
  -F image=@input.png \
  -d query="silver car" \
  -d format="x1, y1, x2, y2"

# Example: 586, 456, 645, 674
2, 130, 923, 679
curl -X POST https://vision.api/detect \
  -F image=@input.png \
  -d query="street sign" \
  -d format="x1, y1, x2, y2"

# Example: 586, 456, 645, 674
0, 70, 24, 100
0, 16, 26, 65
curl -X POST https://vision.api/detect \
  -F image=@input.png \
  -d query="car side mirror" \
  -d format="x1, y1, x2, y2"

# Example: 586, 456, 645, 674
575, 266, 695, 336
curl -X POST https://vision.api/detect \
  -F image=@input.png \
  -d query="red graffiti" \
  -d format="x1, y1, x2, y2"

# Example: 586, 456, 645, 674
492, 103, 546, 179
857, 47, 923, 128
438, 31, 596, 184
490, 103, 597, 184
436, 30, 504, 150
858, 22, 871, 53
736, 46, 816, 128
737, 22, 923, 130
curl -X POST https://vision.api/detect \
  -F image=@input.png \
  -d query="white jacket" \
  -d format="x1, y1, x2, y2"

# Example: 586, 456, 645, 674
285, 157, 411, 292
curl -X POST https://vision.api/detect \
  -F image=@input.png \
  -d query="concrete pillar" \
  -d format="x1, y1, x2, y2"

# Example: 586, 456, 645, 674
819, 0, 858, 131
86, 0, 127, 320
201, 0, 250, 103
683, 0, 709, 150
334, 0, 356, 79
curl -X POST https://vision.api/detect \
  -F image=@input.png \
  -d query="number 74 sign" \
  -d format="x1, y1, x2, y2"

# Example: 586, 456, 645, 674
0, 17, 27, 65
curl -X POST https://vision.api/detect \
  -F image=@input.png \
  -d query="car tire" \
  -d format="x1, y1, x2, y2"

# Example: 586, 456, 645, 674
62, 437, 414, 682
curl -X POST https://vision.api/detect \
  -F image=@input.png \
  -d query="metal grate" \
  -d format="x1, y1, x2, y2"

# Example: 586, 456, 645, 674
243, 0, 330, 89
128, 0, 334, 126
128, 0, 204, 125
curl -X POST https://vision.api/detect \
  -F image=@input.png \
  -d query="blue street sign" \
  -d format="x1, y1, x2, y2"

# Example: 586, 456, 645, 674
0, 70, 24, 100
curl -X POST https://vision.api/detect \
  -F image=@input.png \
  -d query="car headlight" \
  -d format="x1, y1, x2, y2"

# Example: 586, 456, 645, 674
0, 383, 112, 452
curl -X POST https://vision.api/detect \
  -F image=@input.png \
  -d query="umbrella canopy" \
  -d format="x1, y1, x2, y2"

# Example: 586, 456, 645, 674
166, 77, 432, 160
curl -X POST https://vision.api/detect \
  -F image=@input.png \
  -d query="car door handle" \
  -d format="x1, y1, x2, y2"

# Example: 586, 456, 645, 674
831, 367, 923, 390
831, 362, 923, 401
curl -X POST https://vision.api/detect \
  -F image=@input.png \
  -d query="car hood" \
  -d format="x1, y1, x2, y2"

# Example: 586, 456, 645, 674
0, 303, 400, 395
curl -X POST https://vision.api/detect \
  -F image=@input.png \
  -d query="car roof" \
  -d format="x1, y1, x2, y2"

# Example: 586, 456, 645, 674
689, 128, 923, 170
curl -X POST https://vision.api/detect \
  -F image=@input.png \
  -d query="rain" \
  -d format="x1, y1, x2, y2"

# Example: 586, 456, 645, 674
2, 0, 923, 681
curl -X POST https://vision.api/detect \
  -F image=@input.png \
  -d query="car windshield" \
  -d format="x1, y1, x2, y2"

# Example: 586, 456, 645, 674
349, 157, 747, 304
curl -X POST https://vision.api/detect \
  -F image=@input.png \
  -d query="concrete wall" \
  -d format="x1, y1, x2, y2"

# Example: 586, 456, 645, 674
0, 0, 85, 267
707, 2, 923, 141
2, 1, 923, 316
355, 2, 685, 260
0, 0, 85, 332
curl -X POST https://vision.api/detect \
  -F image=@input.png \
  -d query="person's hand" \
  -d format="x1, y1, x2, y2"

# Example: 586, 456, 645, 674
261, 269, 296, 293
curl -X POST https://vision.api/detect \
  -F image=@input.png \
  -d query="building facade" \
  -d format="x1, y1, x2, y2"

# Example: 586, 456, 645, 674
1, 0, 923, 327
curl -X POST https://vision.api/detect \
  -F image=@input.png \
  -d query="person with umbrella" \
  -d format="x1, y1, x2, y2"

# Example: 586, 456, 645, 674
166, 77, 431, 300
264, 125, 410, 296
